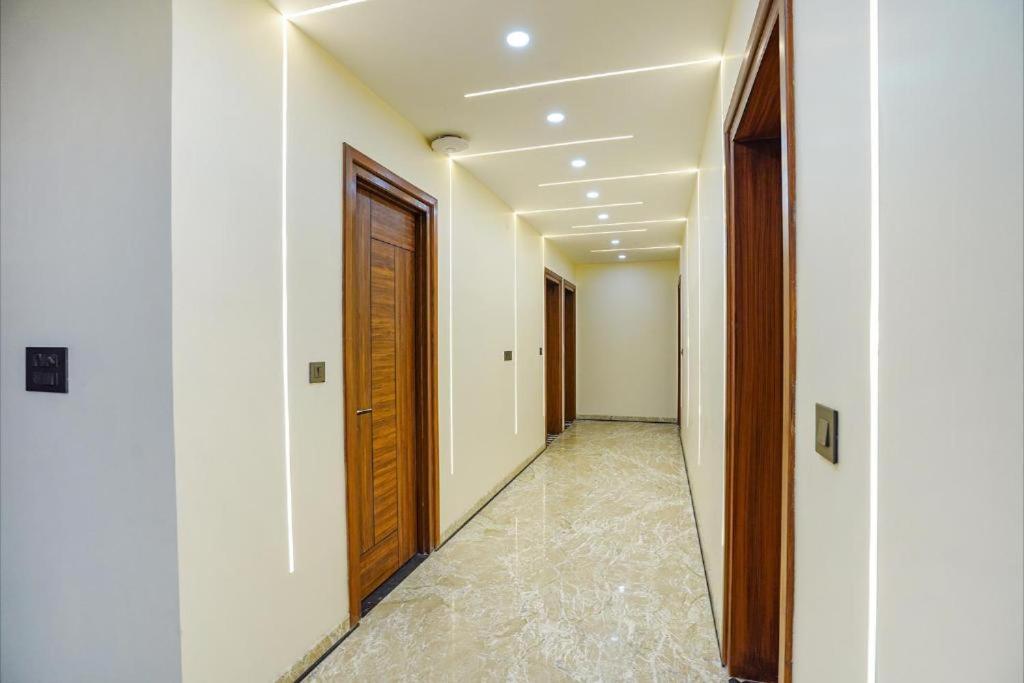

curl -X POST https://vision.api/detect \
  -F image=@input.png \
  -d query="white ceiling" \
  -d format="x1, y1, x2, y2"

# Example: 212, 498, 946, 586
273, 0, 731, 264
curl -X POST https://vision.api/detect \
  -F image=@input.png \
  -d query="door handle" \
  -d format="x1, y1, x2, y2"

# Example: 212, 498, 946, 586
355, 408, 373, 415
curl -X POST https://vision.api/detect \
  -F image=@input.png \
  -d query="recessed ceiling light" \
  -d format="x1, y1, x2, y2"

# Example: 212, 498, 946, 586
547, 112, 565, 124
598, 213, 609, 220
611, 239, 620, 245
586, 190, 600, 199
506, 31, 530, 48
571, 158, 587, 168
618, 254, 627, 260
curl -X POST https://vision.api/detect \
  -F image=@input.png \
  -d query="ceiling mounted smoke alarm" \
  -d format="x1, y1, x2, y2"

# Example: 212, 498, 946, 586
430, 135, 470, 155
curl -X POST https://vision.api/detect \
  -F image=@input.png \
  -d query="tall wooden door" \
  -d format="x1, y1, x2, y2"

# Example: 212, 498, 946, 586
563, 282, 576, 424
544, 271, 563, 436
351, 186, 419, 600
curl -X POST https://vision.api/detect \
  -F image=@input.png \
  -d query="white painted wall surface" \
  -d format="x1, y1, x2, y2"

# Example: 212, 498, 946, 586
576, 261, 679, 420
171, 1, 546, 678
790, 0, 872, 678
0, 1, 182, 680
876, 0, 1024, 679
680, 0, 759, 635
543, 239, 577, 283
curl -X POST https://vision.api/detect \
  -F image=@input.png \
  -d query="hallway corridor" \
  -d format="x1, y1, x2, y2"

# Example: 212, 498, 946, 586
307, 421, 725, 681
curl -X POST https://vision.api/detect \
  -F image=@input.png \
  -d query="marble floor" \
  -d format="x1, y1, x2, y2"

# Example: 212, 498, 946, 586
307, 420, 727, 682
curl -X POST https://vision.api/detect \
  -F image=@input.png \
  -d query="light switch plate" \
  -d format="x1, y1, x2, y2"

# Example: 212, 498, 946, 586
814, 403, 838, 464
308, 361, 326, 384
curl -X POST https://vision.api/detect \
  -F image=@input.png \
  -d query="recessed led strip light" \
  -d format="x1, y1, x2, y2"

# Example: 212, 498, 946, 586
517, 201, 643, 216
464, 56, 721, 98
284, 0, 368, 19
539, 169, 697, 187
450, 135, 633, 160
591, 245, 681, 253
545, 228, 649, 238
572, 217, 685, 229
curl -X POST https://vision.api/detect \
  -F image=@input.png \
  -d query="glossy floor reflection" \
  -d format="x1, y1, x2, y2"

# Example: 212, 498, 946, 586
307, 421, 726, 682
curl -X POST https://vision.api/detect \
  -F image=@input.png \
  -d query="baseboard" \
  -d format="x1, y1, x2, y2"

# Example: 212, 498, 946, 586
577, 414, 677, 424
678, 432, 723, 664
440, 442, 547, 544
277, 618, 352, 683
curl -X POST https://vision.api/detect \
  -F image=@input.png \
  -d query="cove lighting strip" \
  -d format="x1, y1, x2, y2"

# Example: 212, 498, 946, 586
538, 169, 697, 187
451, 135, 633, 160
448, 160, 456, 476
280, 19, 296, 574
464, 57, 722, 98
284, 0, 368, 19
590, 245, 680, 253
517, 201, 642, 216
868, 0, 880, 678
545, 228, 648, 238
572, 217, 684, 229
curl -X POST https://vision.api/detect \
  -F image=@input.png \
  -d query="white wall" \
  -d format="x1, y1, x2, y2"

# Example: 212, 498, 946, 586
684, 0, 1024, 680
576, 261, 679, 420
876, 0, 1023, 679
171, 0, 546, 679
0, 1, 182, 680
790, 0, 873, 678
680, 0, 759, 634
543, 239, 577, 283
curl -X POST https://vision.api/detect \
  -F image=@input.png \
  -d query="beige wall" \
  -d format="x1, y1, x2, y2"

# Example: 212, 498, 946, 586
171, 0, 545, 679
680, 0, 759, 634
876, 0, 1022, 678
576, 261, 679, 420
543, 239, 577, 284
0, 1, 181, 679
684, 0, 1023, 680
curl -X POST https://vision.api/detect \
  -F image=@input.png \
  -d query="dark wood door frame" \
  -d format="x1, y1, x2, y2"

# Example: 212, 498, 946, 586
562, 280, 576, 425
722, 1, 796, 681
677, 275, 682, 425
342, 144, 439, 627
544, 269, 564, 437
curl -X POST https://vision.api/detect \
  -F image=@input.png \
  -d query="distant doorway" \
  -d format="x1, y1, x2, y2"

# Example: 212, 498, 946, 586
544, 269, 563, 438
342, 145, 440, 627
721, 1, 796, 681
562, 281, 577, 427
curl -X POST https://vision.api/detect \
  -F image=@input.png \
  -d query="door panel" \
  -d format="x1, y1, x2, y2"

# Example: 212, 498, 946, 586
354, 185, 418, 599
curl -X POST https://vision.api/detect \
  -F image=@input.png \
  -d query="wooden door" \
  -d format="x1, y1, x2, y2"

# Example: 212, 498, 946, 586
722, 4, 797, 680
544, 271, 563, 436
343, 145, 440, 628
563, 283, 576, 424
351, 186, 419, 600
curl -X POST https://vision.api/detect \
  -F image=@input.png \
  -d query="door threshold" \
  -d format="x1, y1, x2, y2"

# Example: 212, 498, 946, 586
360, 552, 428, 617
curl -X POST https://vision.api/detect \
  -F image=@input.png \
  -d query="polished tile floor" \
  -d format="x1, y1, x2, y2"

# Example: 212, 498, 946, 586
307, 421, 726, 682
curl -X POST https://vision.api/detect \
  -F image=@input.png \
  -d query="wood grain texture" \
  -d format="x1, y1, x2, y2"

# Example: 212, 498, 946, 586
721, 3, 797, 680
563, 282, 577, 423
343, 144, 439, 627
544, 271, 564, 436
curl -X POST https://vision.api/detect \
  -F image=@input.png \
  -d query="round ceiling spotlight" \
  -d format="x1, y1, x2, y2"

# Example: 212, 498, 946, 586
547, 112, 565, 124
598, 213, 609, 220
586, 190, 600, 199
611, 239, 620, 245
429, 134, 470, 155
506, 31, 530, 48
618, 254, 627, 260
571, 158, 587, 168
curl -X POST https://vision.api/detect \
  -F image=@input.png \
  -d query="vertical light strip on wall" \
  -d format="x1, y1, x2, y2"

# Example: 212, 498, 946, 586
280, 17, 296, 574
448, 159, 456, 475
513, 213, 519, 435
868, 0, 880, 677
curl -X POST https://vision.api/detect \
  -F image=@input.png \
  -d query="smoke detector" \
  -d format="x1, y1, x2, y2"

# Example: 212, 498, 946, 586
430, 135, 469, 155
